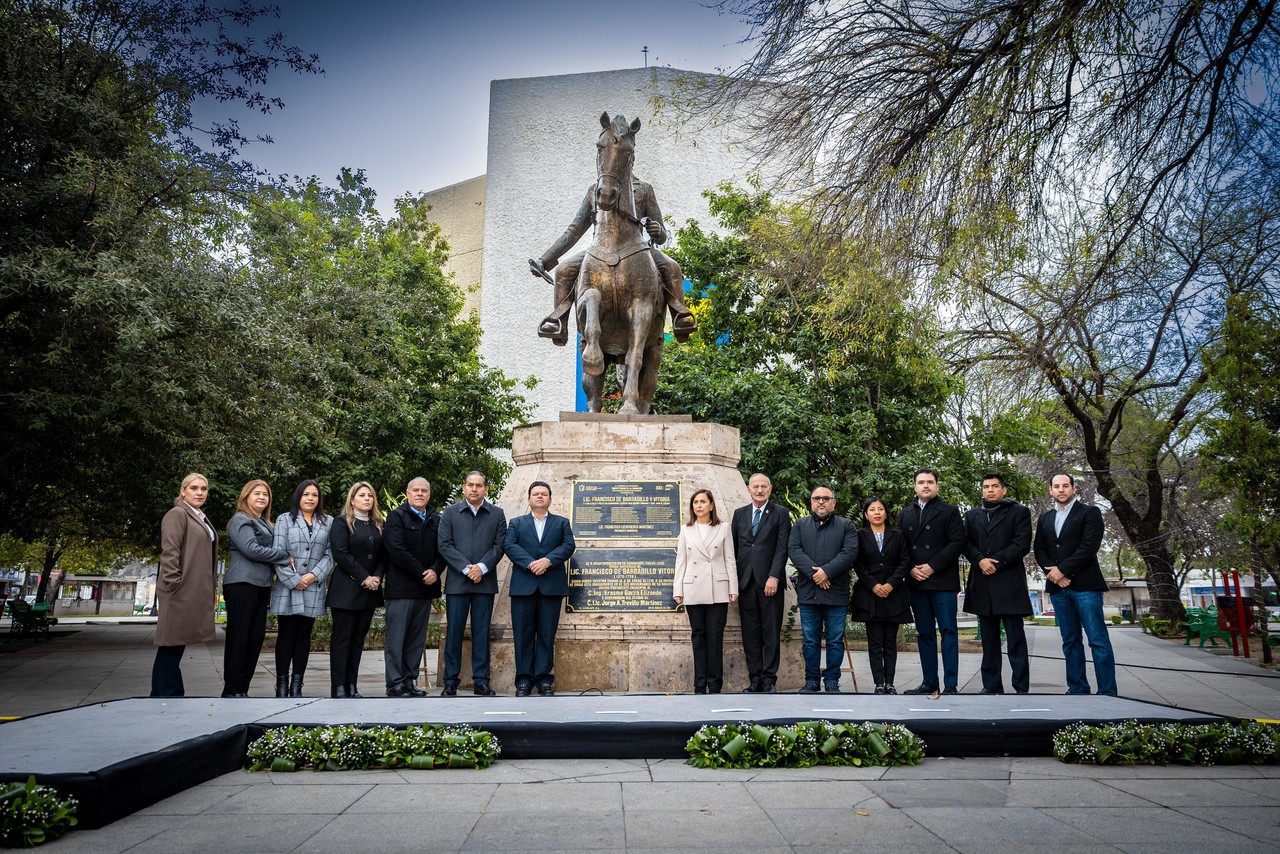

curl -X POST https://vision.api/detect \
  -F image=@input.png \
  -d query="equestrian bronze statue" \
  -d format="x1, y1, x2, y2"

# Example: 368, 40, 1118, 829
529, 112, 696, 414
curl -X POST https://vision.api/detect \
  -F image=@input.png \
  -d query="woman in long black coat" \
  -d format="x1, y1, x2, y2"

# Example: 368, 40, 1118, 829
328, 481, 386, 698
850, 498, 913, 694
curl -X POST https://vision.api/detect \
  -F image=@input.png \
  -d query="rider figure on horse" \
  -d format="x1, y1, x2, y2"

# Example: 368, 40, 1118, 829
529, 176, 698, 346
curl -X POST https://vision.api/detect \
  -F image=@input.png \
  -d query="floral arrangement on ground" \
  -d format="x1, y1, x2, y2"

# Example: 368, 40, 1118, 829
686, 720, 926, 769
1053, 720, 1280, 765
1, 776, 77, 848
246, 724, 500, 772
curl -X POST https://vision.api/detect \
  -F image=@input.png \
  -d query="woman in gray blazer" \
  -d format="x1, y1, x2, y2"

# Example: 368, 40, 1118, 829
223, 480, 290, 698
271, 479, 333, 697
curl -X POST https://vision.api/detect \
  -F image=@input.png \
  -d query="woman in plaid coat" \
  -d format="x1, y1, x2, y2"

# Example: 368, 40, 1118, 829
271, 479, 333, 697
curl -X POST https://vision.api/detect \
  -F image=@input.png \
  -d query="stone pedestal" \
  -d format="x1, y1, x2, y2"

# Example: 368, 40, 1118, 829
437, 414, 805, 692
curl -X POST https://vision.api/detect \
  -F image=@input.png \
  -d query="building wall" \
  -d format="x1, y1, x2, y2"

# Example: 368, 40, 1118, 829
478, 67, 762, 421
421, 175, 486, 320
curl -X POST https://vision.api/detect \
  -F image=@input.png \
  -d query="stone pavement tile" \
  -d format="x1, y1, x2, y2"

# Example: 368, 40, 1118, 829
135, 781, 252, 815
41, 815, 176, 854
763, 805, 956, 850
1218, 776, 1280, 798
1003, 779, 1154, 807
743, 780, 881, 809
630, 848, 793, 854
99, 813, 335, 854
1175, 806, 1280, 845
879, 757, 1011, 780
201, 782, 373, 814
644, 760, 761, 783
1101, 778, 1280, 806
344, 783, 497, 813
624, 807, 788, 849
294, 811, 479, 853
1049, 806, 1259, 848
206, 769, 273, 785
745, 765, 888, 781
481, 781, 621, 812
903, 806, 1113, 852
1009, 758, 1268, 779
463, 809, 626, 850
505, 758, 652, 783
622, 780, 756, 811
864, 779, 1009, 808
258, 770, 406, 785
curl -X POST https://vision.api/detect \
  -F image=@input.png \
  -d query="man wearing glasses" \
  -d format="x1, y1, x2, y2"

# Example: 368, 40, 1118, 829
787, 485, 858, 693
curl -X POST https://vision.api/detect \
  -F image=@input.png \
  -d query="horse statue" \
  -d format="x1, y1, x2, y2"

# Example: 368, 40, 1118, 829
574, 112, 666, 414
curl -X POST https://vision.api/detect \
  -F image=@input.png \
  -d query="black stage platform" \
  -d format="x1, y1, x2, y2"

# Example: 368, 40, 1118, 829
0, 693, 1229, 828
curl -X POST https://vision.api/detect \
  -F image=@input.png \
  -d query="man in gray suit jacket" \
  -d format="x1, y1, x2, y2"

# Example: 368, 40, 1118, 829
437, 471, 507, 696
731, 473, 792, 693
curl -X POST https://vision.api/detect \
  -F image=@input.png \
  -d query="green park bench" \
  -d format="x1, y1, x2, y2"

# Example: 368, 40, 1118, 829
1182, 607, 1231, 649
5, 600, 58, 641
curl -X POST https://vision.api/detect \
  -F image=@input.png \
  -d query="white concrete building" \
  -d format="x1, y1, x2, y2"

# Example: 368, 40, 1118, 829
426, 67, 763, 421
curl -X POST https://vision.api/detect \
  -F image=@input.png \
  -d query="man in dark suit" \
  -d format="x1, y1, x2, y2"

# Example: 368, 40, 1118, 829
504, 481, 576, 697
731, 473, 793, 693
437, 471, 507, 696
382, 476, 445, 697
788, 485, 858, 693
899, 469, 966, 695
963, 473, 1033, 694
1034, 472, 1117, 696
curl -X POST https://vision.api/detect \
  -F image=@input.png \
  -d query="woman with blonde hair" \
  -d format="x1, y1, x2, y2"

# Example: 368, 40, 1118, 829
152, 473, 218, 698
271, 479, 333, 697
223, 479, 289, 698
327, 481, 386, 698
673, 488, 738, 694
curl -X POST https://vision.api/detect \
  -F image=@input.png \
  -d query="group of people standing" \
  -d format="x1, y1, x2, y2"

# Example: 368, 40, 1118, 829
152, 471, 571, 699
683, 470, 1117, 697
153, 466, 1116, 699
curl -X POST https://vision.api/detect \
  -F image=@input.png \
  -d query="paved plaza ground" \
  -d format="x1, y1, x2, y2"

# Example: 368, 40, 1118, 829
1, 620, 1278, 852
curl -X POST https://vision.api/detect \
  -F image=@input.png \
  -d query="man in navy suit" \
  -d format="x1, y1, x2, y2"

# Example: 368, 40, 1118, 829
504, 481, 576, 696
731, 473, 792, 693
1034, 472, 1117, 696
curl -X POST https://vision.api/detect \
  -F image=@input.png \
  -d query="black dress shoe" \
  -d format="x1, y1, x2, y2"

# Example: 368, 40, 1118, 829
903, 684, 939, 695
347, 685, 364, 699
515, 683, 532, 697
874, 685, 886, 694
824, 683, 841, 693
743, 680, 763, 693
979, 688, 1005, 695
884, 685, 897, 694
762, 681, 777, 694
474, 683, 496, 697
441, 685, 458, 697
943, 686, 959, 694
333, 685, 349, 699
538, 684, 554, 697
694, 686, 707, 694
386, 685, 412, 698
798, 683, 820, 694
406, 685, 428, 697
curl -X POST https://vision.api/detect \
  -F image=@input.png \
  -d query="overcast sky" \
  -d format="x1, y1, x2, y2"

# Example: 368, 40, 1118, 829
209, 0, 752, 213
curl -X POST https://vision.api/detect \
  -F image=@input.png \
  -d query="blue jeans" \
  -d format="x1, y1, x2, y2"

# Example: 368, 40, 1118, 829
912, 591, 959, 689
799, 604, 847, 685
1051, 588, 1117, 695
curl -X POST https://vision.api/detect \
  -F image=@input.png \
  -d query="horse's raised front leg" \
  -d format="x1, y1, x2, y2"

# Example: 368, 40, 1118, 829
579, 287, 605, 377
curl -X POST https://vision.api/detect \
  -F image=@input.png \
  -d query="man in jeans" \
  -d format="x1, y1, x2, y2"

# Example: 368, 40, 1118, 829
899, 469, 966, 695
787, 485, 858, 693
1034, 472, 1117, 696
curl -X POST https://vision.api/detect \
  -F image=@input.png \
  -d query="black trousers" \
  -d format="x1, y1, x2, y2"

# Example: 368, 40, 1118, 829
511, 592, 564, 688
330, 607, 376, 691
150, 644, 185, 697
275, 615, 315, 676
978, 614, 1030, 693
865, 621, 901, 688
384, 598, 432, 689
444, 592, 495, 687
686, 602, 728, 692
737, 577, 784, 684
222, 582, 270, 696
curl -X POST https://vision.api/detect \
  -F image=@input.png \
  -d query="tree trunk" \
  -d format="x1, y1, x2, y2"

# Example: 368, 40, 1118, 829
34, 543, 61, 603
1251, 533, 1274, 665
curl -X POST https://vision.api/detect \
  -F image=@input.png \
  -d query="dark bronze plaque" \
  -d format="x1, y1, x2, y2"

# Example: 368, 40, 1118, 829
571, 480, 681, 540
566, 548, 678, 612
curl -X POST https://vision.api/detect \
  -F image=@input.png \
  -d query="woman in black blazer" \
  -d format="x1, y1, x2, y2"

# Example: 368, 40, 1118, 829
328, 481, 386, 698
850, 498, 913, 694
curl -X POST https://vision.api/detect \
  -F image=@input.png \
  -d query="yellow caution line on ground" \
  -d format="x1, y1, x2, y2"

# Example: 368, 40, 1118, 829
0, 716, 22, 721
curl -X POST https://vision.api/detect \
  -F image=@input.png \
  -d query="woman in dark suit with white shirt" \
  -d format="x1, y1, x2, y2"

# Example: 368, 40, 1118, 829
327, 481, 386, 698
271, 479, 333, 698
673, 488, 738, 694
223, 479, 289, 697
850, 498, 913, 694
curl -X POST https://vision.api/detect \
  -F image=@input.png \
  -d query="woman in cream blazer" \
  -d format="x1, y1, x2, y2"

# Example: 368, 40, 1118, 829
673, 488, 738, 693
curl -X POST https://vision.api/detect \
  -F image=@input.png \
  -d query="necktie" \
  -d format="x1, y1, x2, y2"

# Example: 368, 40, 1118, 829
751, 507, 762, 537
